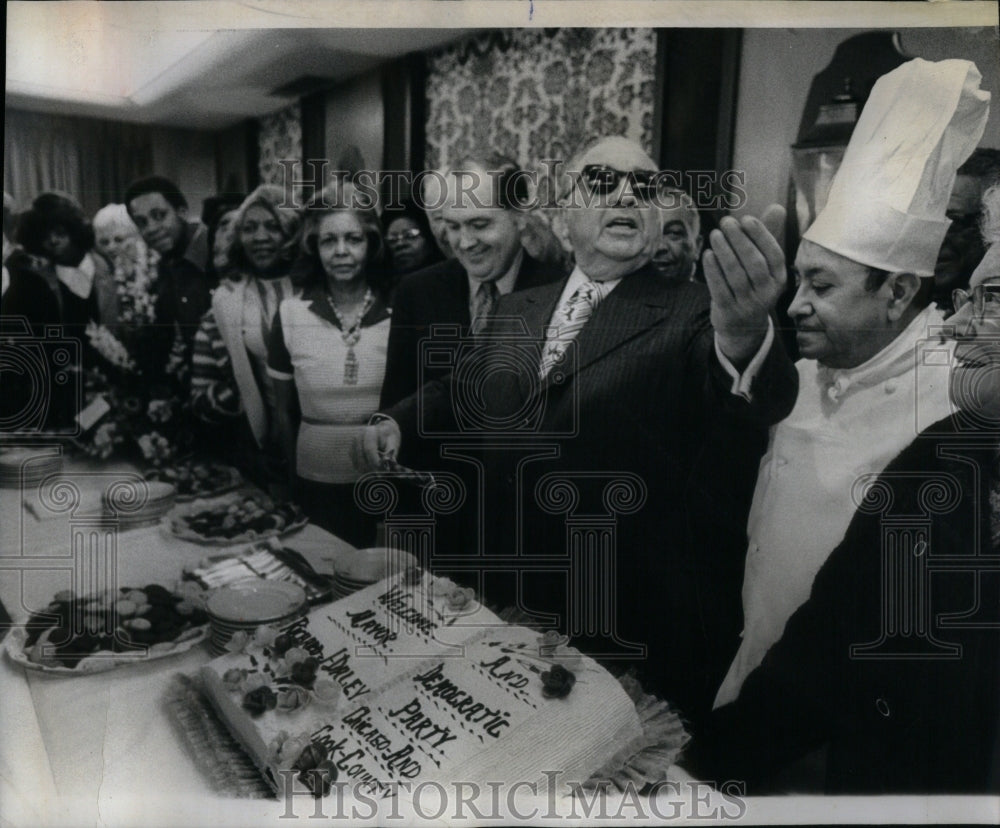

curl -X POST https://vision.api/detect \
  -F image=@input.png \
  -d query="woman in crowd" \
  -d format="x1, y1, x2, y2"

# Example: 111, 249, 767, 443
381, 199, 442, 302
267, 182, 391, 546
16, 193, 119, 332
189, 185, 301, 486
92, 203, 142, 268
5, 193, 119, 430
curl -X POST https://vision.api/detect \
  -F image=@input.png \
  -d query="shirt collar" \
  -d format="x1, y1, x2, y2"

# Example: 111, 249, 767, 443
55, 251, 97, 299
817, 303, 949, 401
302, 281, 391, 330
466, 247, 525, 300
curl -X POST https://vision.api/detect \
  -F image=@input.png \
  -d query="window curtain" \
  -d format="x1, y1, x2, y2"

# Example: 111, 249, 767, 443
4, 109, 154, 216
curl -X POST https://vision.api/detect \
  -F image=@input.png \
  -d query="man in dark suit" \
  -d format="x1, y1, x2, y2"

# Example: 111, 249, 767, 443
379, 155, 565, 410
358, 137, 797, 724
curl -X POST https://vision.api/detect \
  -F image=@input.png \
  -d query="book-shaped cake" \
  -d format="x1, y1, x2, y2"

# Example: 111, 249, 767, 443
200, 569, 642, 799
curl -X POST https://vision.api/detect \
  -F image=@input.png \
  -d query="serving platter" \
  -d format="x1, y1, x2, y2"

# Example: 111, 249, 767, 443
164, 491, 308, 546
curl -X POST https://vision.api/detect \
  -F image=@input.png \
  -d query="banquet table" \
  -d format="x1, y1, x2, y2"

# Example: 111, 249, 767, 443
0, 452, 712, 827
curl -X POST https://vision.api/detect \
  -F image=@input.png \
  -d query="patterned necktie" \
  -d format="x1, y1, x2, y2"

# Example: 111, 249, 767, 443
538, 279, 607, 379
470, 279, 500, 334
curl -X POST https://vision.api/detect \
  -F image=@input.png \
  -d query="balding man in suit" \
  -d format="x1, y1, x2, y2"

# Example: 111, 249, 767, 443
359, 137, 797, 724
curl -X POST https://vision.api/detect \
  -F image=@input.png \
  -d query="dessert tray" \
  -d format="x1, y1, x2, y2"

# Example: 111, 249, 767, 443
164, 491, 308, 546
5, 583, 209, 675
144, 461, 244, 502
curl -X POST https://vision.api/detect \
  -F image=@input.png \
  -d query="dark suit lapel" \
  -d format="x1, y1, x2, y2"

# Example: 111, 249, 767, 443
548, 265, 675, 385
437, 261, 472, 329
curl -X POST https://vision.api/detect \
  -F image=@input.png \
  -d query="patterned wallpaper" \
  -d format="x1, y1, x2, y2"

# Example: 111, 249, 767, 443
425, 29, 657, 171
257, 102, 302, 187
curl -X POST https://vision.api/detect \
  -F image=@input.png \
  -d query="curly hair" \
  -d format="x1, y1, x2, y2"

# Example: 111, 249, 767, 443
16, 191, 95, 258
294, 181, 384, 289
226, 185, 302, 276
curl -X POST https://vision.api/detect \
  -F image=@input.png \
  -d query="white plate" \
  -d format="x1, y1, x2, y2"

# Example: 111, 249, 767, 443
205, 578, 307, 624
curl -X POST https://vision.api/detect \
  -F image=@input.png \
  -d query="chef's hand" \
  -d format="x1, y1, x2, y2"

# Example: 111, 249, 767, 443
704, 210, 786, 369
352, 417, 401, 472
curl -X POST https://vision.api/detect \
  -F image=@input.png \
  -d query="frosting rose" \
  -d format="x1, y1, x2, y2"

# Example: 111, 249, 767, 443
537, 630, 569, 657
301, 758, 339, 798
293, 741, 327, 772
446, 586, 476, 612
311, 678, 342, 709
276, 686, 311, 713
272, 733, 311, 769
222, 668, 247, 692
243, 672, 269, 692
540, 664, 576, 699
242, 685, 277, 717
224, 631, 251, 653
548, 645, 583, 670
254, 625, 281, 649
430, 576, 457, 598
290, 657, 319, 689
283, 647, 310, 667
271, 633, 293, 657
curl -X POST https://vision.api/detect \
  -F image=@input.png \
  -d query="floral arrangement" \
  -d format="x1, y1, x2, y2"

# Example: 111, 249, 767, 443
78, 238, 193, 466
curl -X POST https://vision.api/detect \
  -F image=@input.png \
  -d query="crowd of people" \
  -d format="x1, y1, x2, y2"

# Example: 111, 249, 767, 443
1, 56, 998, 794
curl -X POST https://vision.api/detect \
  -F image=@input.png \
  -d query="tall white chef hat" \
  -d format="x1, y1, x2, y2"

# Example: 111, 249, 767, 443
803, 58, 990, 277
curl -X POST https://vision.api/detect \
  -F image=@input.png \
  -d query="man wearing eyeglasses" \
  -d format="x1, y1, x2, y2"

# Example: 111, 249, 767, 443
358, 135, 797, 725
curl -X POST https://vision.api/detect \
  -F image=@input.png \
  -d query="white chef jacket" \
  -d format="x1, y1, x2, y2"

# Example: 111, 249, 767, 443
715, 304, 956, 707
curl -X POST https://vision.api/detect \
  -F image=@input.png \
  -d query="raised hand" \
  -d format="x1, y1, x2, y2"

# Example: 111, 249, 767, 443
703, 211, 787, 368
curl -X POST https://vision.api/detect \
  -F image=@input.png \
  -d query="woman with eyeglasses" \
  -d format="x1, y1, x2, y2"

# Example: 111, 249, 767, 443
379, 199, 443, 304
267, 182, 391, 547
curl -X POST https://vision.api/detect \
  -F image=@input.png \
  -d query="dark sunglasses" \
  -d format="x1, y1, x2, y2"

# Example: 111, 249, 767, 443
952, 284, 1000, 318
579, 165, 662, 203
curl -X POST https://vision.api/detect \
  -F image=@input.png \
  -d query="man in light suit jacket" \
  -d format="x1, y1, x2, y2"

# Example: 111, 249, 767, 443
358, 137, 797, 725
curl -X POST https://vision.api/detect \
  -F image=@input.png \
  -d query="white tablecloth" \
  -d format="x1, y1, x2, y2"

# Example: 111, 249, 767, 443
0, 455, 858, 827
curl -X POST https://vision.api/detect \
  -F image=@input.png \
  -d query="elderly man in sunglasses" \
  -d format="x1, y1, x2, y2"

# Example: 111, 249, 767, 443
356, 134, 796, 725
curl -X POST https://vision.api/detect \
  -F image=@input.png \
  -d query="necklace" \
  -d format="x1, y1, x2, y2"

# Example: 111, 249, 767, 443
328, 287, 375, 385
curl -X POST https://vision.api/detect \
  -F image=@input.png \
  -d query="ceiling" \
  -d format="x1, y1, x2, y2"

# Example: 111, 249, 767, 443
6, 2, 478, 131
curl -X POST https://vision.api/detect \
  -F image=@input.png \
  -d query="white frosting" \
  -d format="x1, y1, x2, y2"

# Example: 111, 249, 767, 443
201, 572, 642, 799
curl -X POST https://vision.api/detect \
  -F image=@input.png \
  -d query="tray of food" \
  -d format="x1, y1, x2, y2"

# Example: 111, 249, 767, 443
144, 461, 243, 502
182, 538, 333, 605
5, 583, 209, 675
164, 491, 308, 546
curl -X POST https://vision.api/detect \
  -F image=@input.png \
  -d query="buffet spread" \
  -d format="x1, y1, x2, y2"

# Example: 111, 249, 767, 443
0, 447, 690, 825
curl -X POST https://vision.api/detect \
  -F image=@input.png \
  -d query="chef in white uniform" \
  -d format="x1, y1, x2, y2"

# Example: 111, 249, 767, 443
715, 58, 991, 707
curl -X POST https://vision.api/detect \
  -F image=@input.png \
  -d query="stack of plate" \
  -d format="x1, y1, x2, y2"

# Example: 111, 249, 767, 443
0, 450, 63, 489
103, 481, 176, 530
205, 578, 308, 656
332, 547, 418, 600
